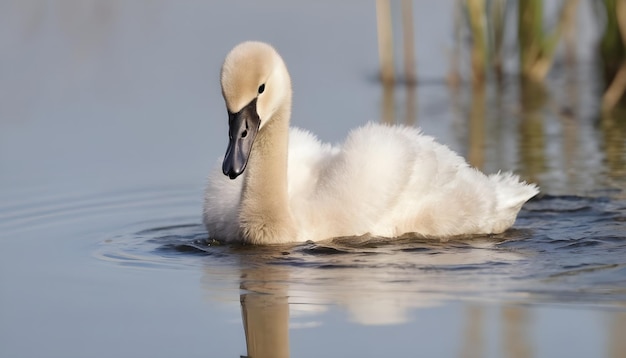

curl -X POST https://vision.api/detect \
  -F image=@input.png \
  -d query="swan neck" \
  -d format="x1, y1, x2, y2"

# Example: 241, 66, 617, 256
239, 104, 295, 244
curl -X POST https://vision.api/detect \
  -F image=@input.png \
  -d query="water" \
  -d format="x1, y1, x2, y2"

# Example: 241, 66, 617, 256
1, 2, 626, 358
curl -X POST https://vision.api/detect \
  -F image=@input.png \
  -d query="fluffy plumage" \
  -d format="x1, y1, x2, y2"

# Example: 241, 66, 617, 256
203, 42, 539, 244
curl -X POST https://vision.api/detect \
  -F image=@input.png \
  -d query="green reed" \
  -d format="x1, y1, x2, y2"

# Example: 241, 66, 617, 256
600, 0, 626, 110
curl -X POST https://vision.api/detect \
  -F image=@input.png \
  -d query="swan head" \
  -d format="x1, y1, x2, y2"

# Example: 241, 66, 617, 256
220, 41, 291, 179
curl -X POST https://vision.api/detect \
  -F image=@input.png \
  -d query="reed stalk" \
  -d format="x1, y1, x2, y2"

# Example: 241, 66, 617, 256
467, 0, 487, 86
376, 0, 395, 84
468, 86, 486, 169
488, 0, 507, 80
562, 0, 580, 65
601, 0, 626, 110
447, 0, 463, 89
519, 79, 547, 183
600, 0, 626, 78
518, 0, 543, 80
401, 0, 417, 84
518, 0, 578, 82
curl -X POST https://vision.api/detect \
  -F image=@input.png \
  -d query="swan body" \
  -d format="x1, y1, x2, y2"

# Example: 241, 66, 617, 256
203, 41, 539, 244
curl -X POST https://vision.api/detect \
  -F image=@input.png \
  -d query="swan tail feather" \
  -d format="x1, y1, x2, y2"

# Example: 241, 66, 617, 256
488, 172, 539, 232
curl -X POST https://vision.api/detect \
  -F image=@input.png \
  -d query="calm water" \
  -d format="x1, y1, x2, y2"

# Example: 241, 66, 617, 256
1, 2, 626, 358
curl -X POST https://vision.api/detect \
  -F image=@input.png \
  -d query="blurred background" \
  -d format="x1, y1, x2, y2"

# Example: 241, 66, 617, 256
1, 1, 625, 358
372, 0, 626, 195
1, 0, 624, 196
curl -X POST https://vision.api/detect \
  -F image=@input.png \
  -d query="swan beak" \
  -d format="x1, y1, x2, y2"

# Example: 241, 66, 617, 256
222, 99, 261, 179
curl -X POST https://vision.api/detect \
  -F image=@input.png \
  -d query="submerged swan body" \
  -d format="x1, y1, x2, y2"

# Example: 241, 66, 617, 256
203, 41, 539, 244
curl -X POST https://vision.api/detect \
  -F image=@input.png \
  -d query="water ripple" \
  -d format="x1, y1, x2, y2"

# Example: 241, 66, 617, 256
84, 192, 626, 307
0, 185, 200, 235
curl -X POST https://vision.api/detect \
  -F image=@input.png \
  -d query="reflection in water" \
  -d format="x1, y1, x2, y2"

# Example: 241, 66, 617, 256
381, 83, 395, 124
502, 306, 532, 358
468, 86, 485, 169
94, 187, 626, 358
446, 54, 622, 198
519, 79, 548, 185
241, 293, 290, 358
460, 305, 484, 358
379, 82, 418, 125
200, 242, 589, 358
3, 2, 626, 358
240, 265, 290, 358
601, 110, 626, 192
561, 60, 580, 192
225, 261, 622, 358
610, 311, 626, 358
97, 217, 621, 358
199, 238, 530, 357
405, 84, 418, 126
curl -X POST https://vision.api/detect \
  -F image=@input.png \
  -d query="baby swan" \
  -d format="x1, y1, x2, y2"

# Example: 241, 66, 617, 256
203, 41, 539, 245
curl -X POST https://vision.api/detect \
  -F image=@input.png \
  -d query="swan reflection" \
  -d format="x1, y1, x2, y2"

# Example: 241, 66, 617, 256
240, 264, 290, 358
201, 236, 529, 357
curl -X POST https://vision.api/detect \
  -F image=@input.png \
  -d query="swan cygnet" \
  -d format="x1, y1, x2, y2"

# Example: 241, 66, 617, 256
203, 41, 539, 245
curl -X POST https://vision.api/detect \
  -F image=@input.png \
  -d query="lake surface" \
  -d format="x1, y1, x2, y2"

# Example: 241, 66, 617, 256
1, 1, 625, 358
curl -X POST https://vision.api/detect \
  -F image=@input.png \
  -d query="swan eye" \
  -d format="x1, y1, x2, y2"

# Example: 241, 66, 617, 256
258, 84, 265, 94
241, 130, 248, 138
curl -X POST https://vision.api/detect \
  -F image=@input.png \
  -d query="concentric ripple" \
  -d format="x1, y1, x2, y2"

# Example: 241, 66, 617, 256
6, 186, 621, 306
86, 191, 626, 307
0, 185, 201, 236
